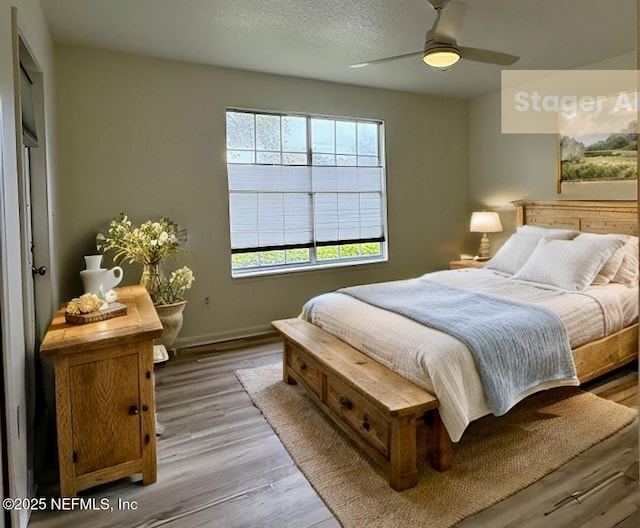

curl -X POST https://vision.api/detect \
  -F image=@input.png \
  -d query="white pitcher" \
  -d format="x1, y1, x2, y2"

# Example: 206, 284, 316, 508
80, 255, 123, 295
84, 254, 104, 270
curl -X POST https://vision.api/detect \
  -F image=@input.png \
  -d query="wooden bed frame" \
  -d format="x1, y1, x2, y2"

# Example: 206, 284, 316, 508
272, 200, 638, 491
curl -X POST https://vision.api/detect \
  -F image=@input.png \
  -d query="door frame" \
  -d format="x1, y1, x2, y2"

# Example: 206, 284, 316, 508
16, 22, 55, 501
0, 96, 7, 528
0, 8, 54, 527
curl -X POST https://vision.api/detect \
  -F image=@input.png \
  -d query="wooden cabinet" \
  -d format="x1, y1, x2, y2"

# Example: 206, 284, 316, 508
40, 285, 163, 497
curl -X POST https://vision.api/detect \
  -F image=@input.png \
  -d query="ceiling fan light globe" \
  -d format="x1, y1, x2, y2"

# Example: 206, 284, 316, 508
423, 48, 461, 69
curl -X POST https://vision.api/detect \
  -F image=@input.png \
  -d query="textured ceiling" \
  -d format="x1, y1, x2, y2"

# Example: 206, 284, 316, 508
39, 0, 636, 99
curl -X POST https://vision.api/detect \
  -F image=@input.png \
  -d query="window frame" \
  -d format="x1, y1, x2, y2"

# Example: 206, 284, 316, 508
226, 108, 389, 277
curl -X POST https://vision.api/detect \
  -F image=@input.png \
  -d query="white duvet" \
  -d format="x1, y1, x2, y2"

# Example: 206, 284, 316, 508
301, 268, 638, 442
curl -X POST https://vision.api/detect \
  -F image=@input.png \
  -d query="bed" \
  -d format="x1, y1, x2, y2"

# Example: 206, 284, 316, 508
272, 200, 639, 491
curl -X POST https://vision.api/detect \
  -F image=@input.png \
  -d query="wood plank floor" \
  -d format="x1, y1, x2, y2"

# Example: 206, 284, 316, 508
30, 337, 638, 528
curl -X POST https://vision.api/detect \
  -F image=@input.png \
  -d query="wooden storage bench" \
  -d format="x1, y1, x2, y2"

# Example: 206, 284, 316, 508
272, 318, 452, 491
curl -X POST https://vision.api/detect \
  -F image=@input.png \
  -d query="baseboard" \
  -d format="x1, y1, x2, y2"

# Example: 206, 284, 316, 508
174, 323, 278, 349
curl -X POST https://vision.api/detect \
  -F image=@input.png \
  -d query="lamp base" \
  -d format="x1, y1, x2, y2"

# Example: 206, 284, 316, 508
478, 233, 490, 259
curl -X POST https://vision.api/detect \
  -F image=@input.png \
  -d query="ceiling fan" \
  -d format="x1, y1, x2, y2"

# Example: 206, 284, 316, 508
350, 0, 519, 70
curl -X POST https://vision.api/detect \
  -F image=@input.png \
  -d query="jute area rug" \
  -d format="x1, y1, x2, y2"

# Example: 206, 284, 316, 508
236, 362, 637, 528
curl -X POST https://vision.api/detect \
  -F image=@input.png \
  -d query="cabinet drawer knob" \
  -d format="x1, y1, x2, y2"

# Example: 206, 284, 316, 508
142, 404, 149, 412
338, 396, 353, 410
300, 363, 307, 371
129, 405, 139, 415
362, 420, 371, 431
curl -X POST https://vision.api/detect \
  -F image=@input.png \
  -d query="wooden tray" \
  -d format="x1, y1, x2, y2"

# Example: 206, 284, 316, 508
65, 302, 127, 324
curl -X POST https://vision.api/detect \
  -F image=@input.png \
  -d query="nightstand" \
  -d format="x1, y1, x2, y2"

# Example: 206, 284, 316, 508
40, 285, 163, 497
448, 259, 486, 270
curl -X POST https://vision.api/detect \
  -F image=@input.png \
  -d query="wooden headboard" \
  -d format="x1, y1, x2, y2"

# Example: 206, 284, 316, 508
514, 200, 638, 236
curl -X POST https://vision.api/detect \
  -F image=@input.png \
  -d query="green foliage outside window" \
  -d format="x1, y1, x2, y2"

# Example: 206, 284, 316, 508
231, 243, 380, 270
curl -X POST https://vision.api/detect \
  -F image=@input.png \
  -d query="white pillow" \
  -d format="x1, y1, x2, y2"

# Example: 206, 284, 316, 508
574, 233, 628, 285
485, 234, 541, 275
512, 237, 626, 291
517, 225, 580, 239
611, 236, 639, 287
486, 228, 579, 276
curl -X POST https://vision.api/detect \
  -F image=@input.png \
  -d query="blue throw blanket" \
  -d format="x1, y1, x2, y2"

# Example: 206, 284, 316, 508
338, 278, 576, 415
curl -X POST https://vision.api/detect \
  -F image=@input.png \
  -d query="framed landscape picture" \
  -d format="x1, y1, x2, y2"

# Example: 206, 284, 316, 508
558, 92, 637, 197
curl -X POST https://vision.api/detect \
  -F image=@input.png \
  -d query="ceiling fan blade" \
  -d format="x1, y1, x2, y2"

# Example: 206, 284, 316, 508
350, 50, 423, 68
458, 46, 520, 66
431, 1, 465, 42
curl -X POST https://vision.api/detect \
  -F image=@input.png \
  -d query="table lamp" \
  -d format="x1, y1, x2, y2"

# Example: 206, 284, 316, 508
470, 211, 503, 260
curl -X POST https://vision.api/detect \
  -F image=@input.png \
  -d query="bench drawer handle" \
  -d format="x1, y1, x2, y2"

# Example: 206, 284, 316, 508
300, 363, 307, 371
339, 396, 353, 410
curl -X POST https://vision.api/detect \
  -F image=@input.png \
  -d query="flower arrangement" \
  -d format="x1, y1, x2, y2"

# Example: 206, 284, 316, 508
97, 214, 195, 305
151, 266, 195, 306
97, 214, 184, 266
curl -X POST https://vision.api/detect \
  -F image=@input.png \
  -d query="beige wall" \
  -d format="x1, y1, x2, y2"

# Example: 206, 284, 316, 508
468, 52, 637, 252
54, 45, 469, 345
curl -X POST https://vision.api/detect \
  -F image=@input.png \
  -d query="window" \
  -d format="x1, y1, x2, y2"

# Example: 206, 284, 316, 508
226, 109, 387, 276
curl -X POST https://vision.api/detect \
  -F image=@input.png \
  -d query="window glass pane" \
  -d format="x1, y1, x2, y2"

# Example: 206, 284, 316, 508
313, 153, 336, 166
358, 155, 379, 167
312, 119, 335, 153
282, 116, 307, 152
357, 122, 378, 156
259, 250, 285, 265
336, 121, 356, 154
339, 244, 360, 258
362, 242, 381, 255
228, 150, 255, 164
227, 112, 255, 149
282, 152, 308, 165
317, 246, 339, 260
285, 248, 310, 263
232, 253, 259, 269
256, 114, 281, 151
257, 151, 281, 164
337, 155, 357, 166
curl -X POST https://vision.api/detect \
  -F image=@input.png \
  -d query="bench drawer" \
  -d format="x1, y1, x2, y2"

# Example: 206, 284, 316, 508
326, 377, 390, 458
286, 343, 322, 398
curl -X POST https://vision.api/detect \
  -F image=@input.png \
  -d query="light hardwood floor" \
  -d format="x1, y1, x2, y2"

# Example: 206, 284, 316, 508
30, 336, 638, 528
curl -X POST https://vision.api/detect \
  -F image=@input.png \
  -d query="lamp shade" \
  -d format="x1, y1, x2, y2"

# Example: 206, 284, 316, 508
470, 211, 502, 233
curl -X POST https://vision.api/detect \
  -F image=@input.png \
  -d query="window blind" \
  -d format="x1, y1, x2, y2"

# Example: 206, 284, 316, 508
228, 164, 385, 253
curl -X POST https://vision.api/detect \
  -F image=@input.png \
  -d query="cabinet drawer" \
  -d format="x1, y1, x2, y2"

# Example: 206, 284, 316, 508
286, 344, 322, 398
326, 378, 389, 458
